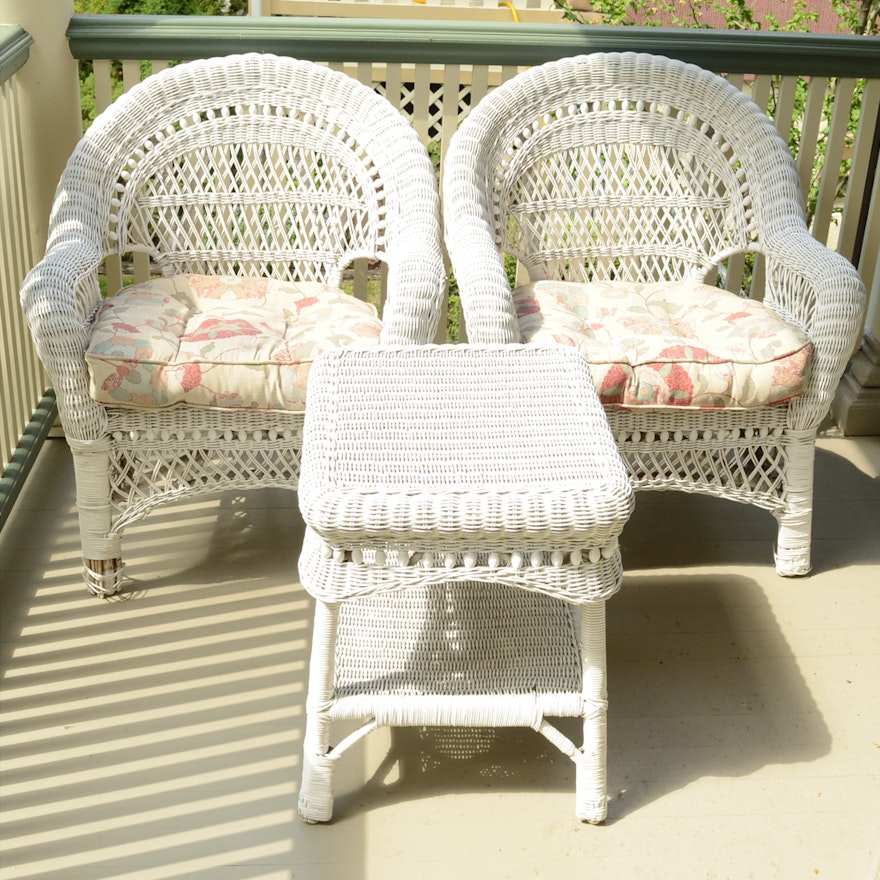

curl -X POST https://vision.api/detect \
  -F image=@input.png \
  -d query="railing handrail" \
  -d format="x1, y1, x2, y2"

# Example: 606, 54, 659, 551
66, 14, 880, 78
0, 24, 33, 86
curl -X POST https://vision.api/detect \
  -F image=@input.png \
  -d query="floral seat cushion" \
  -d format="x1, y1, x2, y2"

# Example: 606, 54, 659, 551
515, 279, 813, 410
85, 274, 382, 411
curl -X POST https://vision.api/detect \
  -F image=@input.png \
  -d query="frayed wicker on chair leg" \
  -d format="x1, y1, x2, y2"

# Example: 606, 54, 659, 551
70, 438, 125, 595
82, 557, 126, 597
575, 757, 609, 825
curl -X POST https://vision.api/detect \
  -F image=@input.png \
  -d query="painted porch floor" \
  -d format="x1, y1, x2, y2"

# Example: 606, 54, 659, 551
1, 428, 878, 880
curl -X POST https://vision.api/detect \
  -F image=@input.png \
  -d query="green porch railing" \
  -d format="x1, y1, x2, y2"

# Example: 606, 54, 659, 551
65, 15, 879, 76
0, 24, 55, 534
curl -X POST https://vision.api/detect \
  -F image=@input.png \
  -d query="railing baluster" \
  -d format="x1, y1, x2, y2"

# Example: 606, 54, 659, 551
750, 73, 773, 116
0, 78, 28, 465
797, 76, 827, 203
773, 74, 800, 138
813, 77, 858, 248
839, 79, 880, 265
93, 57, 113, 114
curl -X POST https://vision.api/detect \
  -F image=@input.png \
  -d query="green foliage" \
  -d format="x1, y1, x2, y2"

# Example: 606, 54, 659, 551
443, 256, 516, 342
445, 273, 461, 342
75, 0, 230, 13
555, 0, 878, 32
832, 0, 880, 35
426, 140, 442, 168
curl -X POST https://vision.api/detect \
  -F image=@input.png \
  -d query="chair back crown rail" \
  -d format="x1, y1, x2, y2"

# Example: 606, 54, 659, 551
65, 57, 403, 286
470, 57, 804, 285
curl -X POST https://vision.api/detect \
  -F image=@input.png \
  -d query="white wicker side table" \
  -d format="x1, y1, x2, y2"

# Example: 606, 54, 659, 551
296, 344, 634, 823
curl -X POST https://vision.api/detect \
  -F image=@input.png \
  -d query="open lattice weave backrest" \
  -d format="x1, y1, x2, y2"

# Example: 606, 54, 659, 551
117, 112, 382, 284
481, 54, 803, 285
63, 55, 413, 287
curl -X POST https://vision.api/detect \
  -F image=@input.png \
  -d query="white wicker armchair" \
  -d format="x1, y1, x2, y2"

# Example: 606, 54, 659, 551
21, 53, 446, 596
443, 52, 866, 577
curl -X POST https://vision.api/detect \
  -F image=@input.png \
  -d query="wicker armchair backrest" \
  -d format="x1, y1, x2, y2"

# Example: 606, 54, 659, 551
450, 52, 805, 285
50, 53, 433, 288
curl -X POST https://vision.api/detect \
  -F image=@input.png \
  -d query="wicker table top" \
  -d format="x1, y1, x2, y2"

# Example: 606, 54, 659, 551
297, 344, 634, 604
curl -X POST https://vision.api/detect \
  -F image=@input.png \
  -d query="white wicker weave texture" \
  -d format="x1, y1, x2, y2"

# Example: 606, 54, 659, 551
442, 52, 867, 577
296, 344, 635, 824
20, 53, 446, 596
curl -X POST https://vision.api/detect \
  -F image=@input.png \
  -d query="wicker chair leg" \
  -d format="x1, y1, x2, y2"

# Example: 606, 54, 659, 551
774, 432, 816, 577
69, 438, 125, 596
299, 598, 340, 823
576, 602, 609, 824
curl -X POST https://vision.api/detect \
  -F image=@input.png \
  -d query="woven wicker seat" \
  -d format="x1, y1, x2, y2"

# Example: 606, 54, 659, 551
20, 53, 446, 595
297, 344, 634, 823
442, 52, 866, 577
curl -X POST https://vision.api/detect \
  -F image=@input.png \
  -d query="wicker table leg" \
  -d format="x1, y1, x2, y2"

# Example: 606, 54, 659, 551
576, 602, 609, 824
299, 600, 339, 824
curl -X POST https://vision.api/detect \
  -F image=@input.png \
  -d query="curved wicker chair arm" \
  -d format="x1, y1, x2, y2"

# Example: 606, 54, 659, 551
442, 172, 519, 345
764, 229, 866, 429
346, 87, 446, 345
382, 213, 447, 345
20, 247, 108, 441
